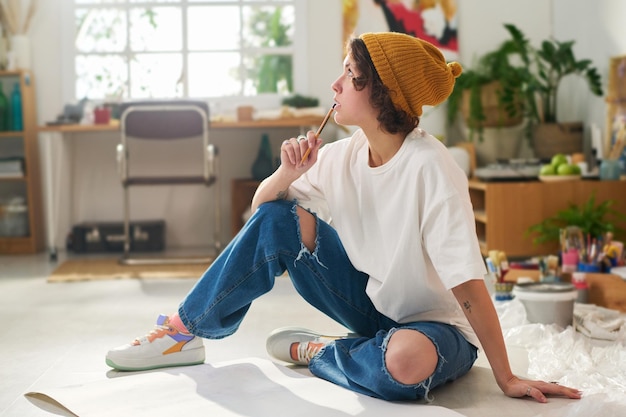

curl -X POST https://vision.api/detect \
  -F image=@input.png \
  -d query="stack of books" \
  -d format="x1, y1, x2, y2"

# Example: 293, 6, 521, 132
0, 157, 24, 178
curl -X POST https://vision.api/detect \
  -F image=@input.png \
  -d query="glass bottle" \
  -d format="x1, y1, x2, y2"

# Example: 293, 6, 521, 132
11, 83, 23, 131
0, 81, 9, 131
251, 134, 274, 181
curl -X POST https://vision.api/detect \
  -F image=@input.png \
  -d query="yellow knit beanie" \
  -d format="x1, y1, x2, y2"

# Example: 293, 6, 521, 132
360, 32, 462, 117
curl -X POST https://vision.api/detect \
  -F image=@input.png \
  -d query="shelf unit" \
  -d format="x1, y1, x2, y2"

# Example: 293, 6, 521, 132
468, 179, 626, 258
0, 70, 44, 254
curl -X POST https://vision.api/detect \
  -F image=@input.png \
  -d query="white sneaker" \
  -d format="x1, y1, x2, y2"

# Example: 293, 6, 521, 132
106, 314, 205, 371
266, 327, 343, 366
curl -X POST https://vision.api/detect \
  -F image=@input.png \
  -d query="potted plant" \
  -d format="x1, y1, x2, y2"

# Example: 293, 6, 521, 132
526, 193, 626, 247
501, 24, 604, 159
447, 37, 526, 142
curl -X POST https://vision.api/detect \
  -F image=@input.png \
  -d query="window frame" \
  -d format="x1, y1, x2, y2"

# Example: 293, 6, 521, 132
61, 0, 308, 110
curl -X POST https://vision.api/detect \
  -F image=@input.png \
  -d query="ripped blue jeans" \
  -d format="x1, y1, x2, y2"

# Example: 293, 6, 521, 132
178, 200, 477, 401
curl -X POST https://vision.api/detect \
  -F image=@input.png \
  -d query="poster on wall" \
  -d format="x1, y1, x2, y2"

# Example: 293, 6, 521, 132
343, 0, 459, 60
605, 55, 626, 167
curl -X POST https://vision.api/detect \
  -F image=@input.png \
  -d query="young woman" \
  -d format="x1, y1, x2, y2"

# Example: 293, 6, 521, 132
107, 32, 582, 403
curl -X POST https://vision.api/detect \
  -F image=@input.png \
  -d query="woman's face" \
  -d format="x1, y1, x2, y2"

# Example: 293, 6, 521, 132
331, 54, 378, 128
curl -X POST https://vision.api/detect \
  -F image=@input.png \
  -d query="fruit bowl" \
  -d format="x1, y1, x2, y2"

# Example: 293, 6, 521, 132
539, 175, 582, 182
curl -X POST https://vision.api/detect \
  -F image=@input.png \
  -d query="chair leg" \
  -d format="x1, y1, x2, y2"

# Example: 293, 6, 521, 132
119, 183, 216, 266
214, 178, 222, 253
122, 185, 131, 259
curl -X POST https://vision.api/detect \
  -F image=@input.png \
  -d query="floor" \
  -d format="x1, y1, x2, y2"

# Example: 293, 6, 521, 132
0, 251, 351, 417
0, 252, 617, 417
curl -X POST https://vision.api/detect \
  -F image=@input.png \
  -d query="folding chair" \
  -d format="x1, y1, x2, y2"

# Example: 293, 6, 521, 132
116, 100, 221, 265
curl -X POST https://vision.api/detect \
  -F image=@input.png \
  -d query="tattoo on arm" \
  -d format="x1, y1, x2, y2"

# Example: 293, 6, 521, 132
463, 300, 472, 313
276, 190, 288, 200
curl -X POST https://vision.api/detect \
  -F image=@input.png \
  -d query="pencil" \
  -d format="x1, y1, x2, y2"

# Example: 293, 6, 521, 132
300, 104, 336, 164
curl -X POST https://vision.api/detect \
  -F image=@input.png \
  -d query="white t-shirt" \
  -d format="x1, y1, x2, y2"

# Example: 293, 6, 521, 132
288, 128, 486, 347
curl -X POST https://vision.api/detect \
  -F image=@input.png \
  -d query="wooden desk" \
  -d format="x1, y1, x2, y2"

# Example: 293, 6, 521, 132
38, 116, 326, 133
38, 116, 324, 259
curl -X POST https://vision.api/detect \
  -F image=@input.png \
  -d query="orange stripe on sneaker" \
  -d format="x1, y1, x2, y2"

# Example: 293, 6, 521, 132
162, 341, 187, 355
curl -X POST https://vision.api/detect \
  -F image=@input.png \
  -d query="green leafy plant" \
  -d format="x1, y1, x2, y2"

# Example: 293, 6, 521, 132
526, 193, 626, 246
448, 24, 604, 143
281, 94, 319, 108
501, 23, 603, 126
446, 36, 526, 141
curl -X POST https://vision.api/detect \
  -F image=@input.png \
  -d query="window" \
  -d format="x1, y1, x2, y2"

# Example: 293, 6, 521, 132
72, 0, 298, 101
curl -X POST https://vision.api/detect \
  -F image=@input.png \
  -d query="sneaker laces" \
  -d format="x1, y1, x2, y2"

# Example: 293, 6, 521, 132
293, 341, 326, 364
133, 320, 178, 346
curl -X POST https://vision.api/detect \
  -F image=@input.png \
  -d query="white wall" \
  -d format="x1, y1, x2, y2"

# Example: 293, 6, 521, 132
553, 0, 626, 131
25, 0, 626, 251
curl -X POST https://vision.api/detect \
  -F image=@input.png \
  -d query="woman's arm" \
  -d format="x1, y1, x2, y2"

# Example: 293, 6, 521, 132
251, 166, 297, 212
451, 279, 582, 402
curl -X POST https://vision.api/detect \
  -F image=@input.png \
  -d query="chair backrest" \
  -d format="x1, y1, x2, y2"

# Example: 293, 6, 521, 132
117, 99, 216, 183
119, 100, 210, 140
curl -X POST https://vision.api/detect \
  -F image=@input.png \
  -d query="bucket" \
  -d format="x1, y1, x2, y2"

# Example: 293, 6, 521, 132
512, 282, 577, 328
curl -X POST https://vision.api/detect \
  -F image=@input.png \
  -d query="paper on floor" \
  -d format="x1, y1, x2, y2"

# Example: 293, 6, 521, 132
25, 357, 466, 417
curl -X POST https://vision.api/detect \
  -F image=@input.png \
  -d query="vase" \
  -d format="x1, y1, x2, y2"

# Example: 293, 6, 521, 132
467, 124, 524, 166
251, 134, 274, 181
10, 35, 31, 70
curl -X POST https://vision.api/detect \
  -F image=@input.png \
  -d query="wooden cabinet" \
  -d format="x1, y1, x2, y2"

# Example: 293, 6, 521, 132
231, 178, 260, 236
468, 179, 626, 258
0, 71, 44, 253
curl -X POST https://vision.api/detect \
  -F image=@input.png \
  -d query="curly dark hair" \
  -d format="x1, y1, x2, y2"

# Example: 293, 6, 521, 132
347, 37, 419, 136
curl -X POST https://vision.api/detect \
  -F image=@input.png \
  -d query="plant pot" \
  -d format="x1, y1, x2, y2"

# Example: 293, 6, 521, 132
532, 122, 583, 160
461, 81, 523, 129
467, 124, 524, 166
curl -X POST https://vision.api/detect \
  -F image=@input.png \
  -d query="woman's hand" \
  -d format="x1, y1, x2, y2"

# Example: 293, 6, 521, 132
452, 280, 582, 404
501, 375, 582, 403
251, 131, 322, 212
280, 131, 322, 171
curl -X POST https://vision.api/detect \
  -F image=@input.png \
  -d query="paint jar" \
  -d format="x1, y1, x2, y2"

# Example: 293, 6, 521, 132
494, 282, 514, 301
572, 280, 589, 303
578, 262, 600, 273
599, 159, 621, 180
561, 249, 579, 273
94, 106, 111, 124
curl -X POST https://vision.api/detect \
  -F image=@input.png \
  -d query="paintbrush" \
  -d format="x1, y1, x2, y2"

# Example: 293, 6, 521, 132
300, 104, 336, 164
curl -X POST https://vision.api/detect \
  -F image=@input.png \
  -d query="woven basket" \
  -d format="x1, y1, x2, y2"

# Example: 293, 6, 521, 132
533, 122, 584, 160
461, 81, 523, 129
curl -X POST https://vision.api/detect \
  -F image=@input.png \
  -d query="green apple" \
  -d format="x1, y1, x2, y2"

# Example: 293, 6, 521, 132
557, 163, 578, 175
551, 153, 568, 168
540, 164, 556, 175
